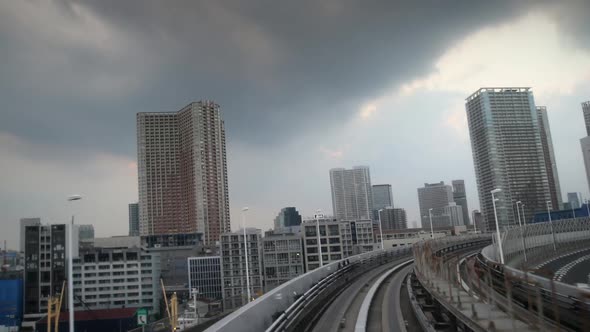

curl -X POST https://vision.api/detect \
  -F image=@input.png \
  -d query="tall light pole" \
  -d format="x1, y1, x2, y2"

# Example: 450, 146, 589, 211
546, 201, 557, 251
314, 210, 323, 267
67, 195, 82, 332
491, 189, 505, 264
472, 210, 478, 234
516, 201, 527, 262
241, 207, 252, 303
377, 209, 385, 249
428, 208, 434, 239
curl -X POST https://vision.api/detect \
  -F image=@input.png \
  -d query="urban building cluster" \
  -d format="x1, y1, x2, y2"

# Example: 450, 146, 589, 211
4, 91, 590, 332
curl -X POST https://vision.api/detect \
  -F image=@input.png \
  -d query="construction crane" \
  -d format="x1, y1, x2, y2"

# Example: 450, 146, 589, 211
161, 279, 178, 331
47, 281, 66, 332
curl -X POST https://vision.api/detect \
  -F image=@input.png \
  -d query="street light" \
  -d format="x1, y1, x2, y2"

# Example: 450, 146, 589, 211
377, 209, 385, 250
428, 208, 434, 239
516, 201, 527, 262
491, 189, 505, 264
67, 195, 82, 332
314, 210, 323, 267
241, 207, 252, 303
546, 201, 557, 251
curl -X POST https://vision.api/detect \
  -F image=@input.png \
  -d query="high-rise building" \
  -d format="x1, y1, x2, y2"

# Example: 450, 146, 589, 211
273, 207, 302, 230
537, 106, 563, 210
372, 184, 393, 220
451, 180, 470, 225
137, 101, 230, 245
417, 182, 454, 227
472, 210, 484, 231
567, 192, 582, 209
261, 232, 304, 292
466, 88, 550, 231
580, 101, 590, 194
22, 224, 79, 324
582, 101, 590, 136
19, 218, 40, 253
329, 166, 373, 221
128, 203, 139, 236
378, 207, 407, 231
220, 229, 263, 310
78, 224, 94, 243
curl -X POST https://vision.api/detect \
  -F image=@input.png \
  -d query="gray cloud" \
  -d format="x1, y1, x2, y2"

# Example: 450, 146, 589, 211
0, 0, 558, 157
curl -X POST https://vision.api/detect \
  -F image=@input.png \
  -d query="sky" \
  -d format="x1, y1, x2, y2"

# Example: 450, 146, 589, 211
1, 0, 590, 249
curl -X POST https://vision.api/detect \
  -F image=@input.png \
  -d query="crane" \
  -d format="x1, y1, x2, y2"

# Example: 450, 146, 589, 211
161, 279, 178, 331
47, 281, 66, 332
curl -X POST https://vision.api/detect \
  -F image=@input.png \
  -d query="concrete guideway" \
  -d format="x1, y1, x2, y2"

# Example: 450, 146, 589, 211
354, 260, 414, 332
310, 258, 411, 332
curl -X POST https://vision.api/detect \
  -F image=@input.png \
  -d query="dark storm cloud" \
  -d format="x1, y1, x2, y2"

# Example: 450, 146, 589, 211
0, 0, 585, 157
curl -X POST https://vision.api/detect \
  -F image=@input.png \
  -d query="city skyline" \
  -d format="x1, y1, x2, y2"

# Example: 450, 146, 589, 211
2, 1, 590, 248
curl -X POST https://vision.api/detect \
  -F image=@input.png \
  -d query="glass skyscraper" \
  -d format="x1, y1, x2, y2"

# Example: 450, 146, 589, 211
466, 88, 550, 230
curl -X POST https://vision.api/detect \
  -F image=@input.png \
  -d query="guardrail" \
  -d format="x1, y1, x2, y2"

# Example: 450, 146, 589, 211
353, 259, 414, 332
205, 246, 411, 332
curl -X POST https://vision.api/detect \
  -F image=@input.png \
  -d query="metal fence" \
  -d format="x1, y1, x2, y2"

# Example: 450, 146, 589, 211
486, 217, 590, 266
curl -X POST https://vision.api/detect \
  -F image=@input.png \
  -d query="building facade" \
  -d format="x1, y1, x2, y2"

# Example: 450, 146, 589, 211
583, 101, 590, 136
220, 229, 263, 310
128, 203, 139, 236
567, 192, 582, 209
78, 225, 95, 243
442, 203, 465, 226
187, 256, 222, 302
262, 233, 304, 292
581, 136, 590, 195
19, 218, 41, 253
273, 207, 302, 230
466, 88, 550, 231
451, 180, 470, 225
137, 101, 230, 245
22, 224, 79, 327
72, 248, 161, 313
417, 182, 454, 227
372, 184, 393, 220
537, 106, 563, 210
378, 207, 407, 231
329, 166, 373, 221
302, 218, 344, 271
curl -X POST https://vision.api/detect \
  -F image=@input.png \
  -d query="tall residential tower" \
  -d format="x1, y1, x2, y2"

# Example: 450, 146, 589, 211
537, 106, 563, 210
329, 166, 373, 220
580, 101, 590, 194
137, 101, 230, 245
466, 88, 550, 231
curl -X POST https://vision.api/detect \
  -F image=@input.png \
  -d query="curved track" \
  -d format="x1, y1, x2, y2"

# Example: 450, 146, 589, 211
310, 258, 412, 332
365, 263, 417, 332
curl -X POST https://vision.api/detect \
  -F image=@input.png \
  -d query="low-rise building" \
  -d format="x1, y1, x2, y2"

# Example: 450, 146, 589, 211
302, 218, 344, 271
220, 229, 263, 310
381, 227, 452, 248
262, 232, 304, 292
72, 248, 161, 313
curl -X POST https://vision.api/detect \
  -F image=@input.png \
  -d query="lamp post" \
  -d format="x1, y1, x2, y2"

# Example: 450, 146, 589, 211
377, 209, 385, 249
516, 201, 527, 262
546, 201, 557, 251
241, 207, 252, 303
428, 208, 434, 239
314, 210, 323, 267
67, 195, 82, 332
491, 189, 505, 264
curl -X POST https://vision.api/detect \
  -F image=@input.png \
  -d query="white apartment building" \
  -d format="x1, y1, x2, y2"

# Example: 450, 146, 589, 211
72, 248, 161, 313
329, 166, 373, 221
